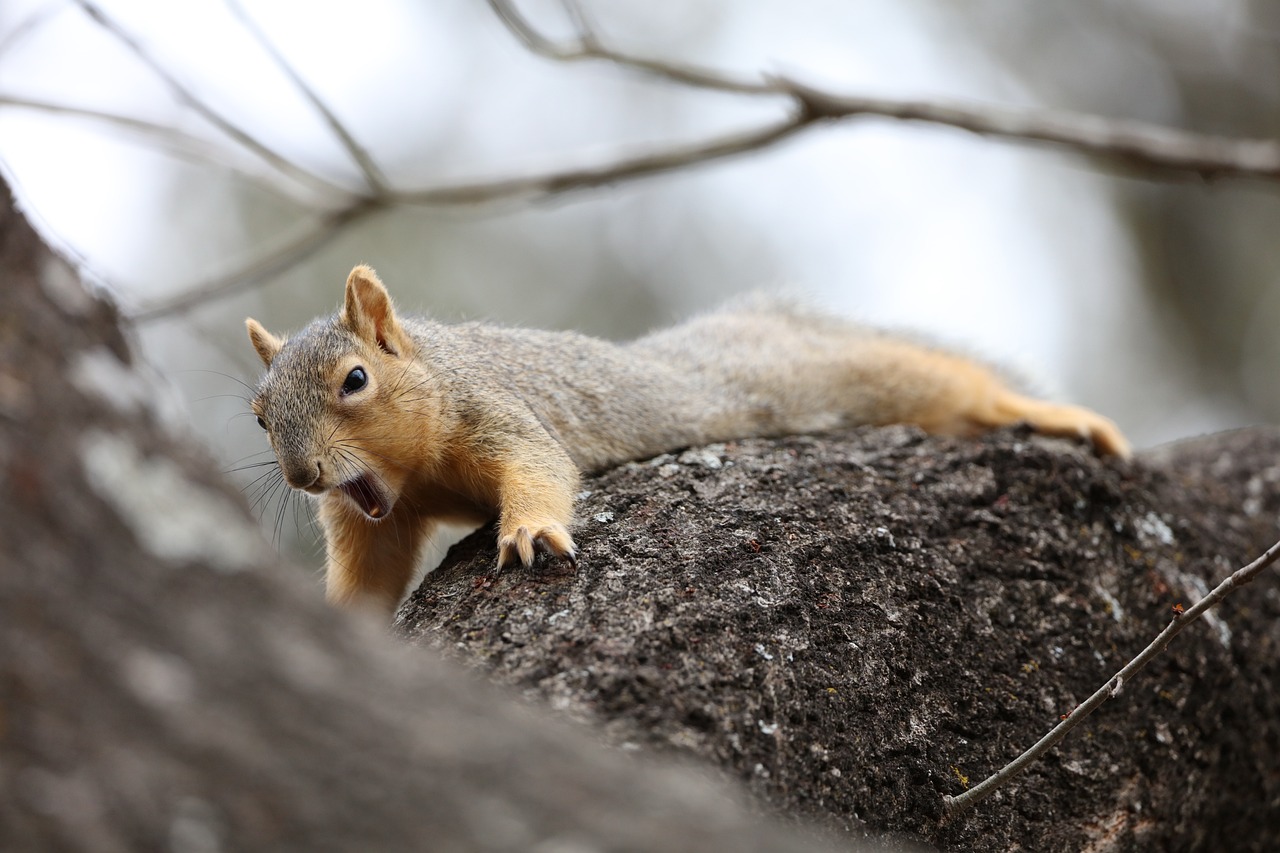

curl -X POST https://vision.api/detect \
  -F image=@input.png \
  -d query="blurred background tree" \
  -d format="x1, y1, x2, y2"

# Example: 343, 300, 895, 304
1, 0, 1275, 563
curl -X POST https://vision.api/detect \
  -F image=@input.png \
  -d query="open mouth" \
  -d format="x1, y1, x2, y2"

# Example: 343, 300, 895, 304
339, 474, 390, 520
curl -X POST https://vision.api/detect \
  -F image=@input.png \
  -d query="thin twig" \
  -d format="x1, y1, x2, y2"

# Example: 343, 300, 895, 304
486, 0, 777, 96
0, 3, 66, 59
943, 537, 1280, 818
0, 96, 309, 197
488, 0, 1280, 182
70, 0, 352, 200
133, 116, 804, 322
786, 80, 1280, 181
222, 0, 390, 194
389, 116, 804, 206
133, 199, 385, 322
102, 0, 1280, 319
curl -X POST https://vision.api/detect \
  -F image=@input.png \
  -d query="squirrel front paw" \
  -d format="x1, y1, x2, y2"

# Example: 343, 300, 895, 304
497, 521, 577, 569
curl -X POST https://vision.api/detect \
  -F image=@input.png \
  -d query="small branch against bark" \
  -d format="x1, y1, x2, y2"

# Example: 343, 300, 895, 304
70, 0, 353, 200
222, 0, 390, 195
943, 536, 1280, 818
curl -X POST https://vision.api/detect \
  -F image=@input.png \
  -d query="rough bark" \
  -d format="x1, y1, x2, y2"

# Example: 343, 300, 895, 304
0, 185, 856, 851
401, 425, 1280, 852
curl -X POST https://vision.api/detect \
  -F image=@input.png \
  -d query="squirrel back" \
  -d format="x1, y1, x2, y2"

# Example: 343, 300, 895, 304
247, 265, 1128, 613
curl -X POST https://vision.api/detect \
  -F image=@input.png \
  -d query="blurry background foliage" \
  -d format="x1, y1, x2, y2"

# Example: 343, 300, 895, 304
1, 0, 1277, 563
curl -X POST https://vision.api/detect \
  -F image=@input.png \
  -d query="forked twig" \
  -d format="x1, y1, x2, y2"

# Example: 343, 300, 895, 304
486, 0, 777, 96
487, 0, 1280, 182
70, 0, 351, 199
222, 0, 390, 194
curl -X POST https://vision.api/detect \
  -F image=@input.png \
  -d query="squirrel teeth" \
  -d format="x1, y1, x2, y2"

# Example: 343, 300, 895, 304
339, 474, 386, 520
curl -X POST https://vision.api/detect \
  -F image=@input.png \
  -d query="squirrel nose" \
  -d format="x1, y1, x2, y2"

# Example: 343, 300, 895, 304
282, 459, 322, 490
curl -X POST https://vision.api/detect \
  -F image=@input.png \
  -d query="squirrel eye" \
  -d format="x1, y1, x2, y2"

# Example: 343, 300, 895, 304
256, 416, 267, 430
341, 367, 368, 396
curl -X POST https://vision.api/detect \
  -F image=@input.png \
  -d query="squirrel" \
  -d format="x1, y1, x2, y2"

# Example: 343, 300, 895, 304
246, 265, 1130, 614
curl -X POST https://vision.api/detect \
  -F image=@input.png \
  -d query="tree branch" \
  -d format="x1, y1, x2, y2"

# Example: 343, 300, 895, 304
389, 115, 804, 206
0, 3, 66, 60
489, 0, 1280, 182
943, 536, 1280, 817
69, 0, 1280, 320
222, 0, 390, 194
0, 95, 313, 198
132, 199, 385, 322
786, 79, 1280, 181
485, 0, 777, 96
70, 0, 353, 199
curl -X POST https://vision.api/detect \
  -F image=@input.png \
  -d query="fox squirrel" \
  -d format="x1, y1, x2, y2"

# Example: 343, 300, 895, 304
246, 265, 1129, 614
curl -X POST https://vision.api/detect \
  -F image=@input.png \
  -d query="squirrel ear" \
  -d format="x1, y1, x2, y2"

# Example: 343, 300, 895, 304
342, 265, 411, 357
245, 318, 283, 367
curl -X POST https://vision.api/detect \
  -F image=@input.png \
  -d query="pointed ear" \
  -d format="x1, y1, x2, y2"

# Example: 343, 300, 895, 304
341, 265, 412, 357
245, 318, 284, 367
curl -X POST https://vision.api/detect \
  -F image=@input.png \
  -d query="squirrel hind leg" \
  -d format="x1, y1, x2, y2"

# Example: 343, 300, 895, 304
971, 390, 1132, 459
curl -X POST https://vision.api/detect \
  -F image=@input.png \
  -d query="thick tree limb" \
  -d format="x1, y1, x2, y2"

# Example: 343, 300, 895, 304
401, 427, 1280, 851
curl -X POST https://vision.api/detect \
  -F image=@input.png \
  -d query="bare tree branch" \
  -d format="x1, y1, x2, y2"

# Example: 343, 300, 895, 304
0, 95, 314, 198
388, 116, 803, 206
132, 198, 385, 322
943, 536, 1280, 817
130, 117, 803, 322
70, 0, 353, 200
785, 79, 1280, 181
222, 0, 390, 194
57, 0, 1280, 321
488, 0, 1280, 181
0, 2, 66, 59
486, 0, 778, 96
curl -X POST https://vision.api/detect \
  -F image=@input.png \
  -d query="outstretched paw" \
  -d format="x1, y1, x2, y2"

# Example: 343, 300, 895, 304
497, 521, 577, 569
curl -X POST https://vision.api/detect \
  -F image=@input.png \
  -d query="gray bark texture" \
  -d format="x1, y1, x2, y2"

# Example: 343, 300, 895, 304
401, 422, 1280, 850
0, 185, 855, 852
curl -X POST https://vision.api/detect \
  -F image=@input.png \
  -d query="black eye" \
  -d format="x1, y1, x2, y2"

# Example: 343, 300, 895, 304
256, 416, 267, 430
341, 367, 367, 396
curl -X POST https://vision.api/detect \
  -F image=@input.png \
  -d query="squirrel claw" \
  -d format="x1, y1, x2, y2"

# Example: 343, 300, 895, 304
497, 522, 577, 570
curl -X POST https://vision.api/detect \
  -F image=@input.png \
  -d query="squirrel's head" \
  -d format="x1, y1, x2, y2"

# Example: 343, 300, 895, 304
246, 265, 428, 521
